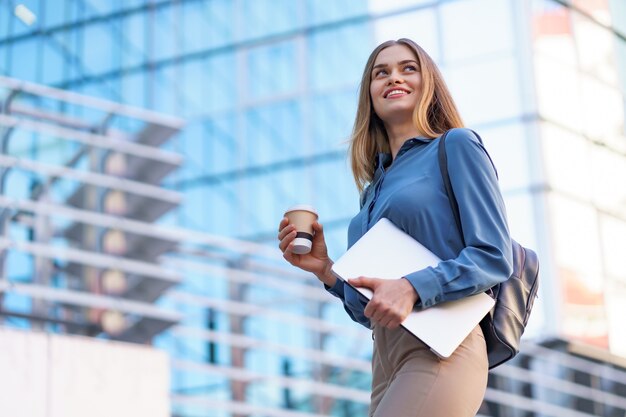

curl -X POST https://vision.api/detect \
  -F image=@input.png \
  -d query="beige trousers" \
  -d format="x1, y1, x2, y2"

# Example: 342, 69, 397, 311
369, 324, 488, 417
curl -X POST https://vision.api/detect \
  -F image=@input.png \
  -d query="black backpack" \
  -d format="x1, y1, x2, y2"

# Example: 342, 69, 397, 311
438, 130, 540, 369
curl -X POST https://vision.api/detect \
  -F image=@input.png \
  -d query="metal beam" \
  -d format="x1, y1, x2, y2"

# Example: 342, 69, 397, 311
171, 149, 345, 189
491, 363, 626, 410
0, 113, 181, 164
171, 395, 330, 417
483, 387, 599, 417
0, 195, 282, 259
0, 237, 181, 282
0, 281, 181, 320
171, 359, 370, 404
170, 326, 370, 373
163, 257, 329, 302
0, 76, 184, 128
521, 342, 626, 385
0, 154, 180, 202
168, 290, 370, 339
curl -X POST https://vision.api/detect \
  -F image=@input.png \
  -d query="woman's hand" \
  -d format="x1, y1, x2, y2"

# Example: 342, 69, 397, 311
348, 277, 419, 329
278, 218, 336, 287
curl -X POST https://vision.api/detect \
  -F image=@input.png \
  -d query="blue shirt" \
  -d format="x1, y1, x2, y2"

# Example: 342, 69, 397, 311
327, 128, 513, 328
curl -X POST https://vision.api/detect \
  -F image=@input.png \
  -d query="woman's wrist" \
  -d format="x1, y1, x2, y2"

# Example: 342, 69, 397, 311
315, 260, 336, 287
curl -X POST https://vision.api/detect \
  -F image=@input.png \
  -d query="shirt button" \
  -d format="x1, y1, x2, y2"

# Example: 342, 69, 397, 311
424, 300, 432, 307
435, 296, 441, 302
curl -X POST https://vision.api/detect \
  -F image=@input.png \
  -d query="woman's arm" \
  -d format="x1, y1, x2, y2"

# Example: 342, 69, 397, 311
404, 128, 513, 309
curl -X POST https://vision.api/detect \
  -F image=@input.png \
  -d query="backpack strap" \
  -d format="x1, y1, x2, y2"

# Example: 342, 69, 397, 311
437, 129, 499, 247
437, 131, 465, 246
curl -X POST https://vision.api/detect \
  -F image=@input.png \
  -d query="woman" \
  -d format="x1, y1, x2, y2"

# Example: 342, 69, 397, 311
278, 38, 513, 417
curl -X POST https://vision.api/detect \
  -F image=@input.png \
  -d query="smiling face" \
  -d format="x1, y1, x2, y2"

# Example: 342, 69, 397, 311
369, 44, 422, 127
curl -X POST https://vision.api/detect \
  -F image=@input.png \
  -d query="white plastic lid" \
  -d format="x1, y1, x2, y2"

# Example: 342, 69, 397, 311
284, 204, 318, 217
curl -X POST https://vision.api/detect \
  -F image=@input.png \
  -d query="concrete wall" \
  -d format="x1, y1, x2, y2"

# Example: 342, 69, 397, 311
0, 327, 170, 417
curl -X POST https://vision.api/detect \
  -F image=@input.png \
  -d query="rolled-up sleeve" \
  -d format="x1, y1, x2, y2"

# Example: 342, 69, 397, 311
404, 129, 513, 308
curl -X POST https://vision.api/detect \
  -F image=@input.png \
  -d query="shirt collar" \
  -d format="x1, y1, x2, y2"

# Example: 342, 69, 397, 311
375, 136, 432, 169
375, 152, 393, 170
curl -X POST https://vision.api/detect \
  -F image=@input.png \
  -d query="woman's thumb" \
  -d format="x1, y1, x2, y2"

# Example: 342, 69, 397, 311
312, 221, 324, 239
349, 276, 376, 289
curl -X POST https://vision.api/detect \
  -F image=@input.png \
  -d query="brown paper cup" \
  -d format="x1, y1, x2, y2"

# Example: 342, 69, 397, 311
284, 205, 318, 254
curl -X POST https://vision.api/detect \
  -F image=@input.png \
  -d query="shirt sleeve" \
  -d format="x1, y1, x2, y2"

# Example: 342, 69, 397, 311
325, 280, 372, 329
404, 128, 513, 308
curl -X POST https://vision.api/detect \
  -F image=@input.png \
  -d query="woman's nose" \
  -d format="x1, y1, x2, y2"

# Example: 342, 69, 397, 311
387, 71, 404, 84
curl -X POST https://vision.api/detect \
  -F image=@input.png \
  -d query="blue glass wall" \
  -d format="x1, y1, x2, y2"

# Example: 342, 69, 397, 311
3, 0, 626, 415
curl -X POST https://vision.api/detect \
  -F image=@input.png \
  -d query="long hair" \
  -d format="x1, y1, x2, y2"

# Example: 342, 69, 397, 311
349, 38, 464, 192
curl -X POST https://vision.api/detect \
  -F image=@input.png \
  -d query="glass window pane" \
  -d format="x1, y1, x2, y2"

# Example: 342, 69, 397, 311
247, 40, 297, 100
580, 75, 624, 151
372, 9, 439, 62
240, 0, 301, 40
83, 22, 116, 74
480, 123, 532, 193
43, 1, 66, 28
572, 0, 612, 25
308, 23, 371, 91
610, 0, 626, 34
122, 12, 146, 68
368, 0, 432, 13
550, 194, 608, 346
120, 72, 146, 108
205, 113, 238, 175
10, 0, 39, 36
573, 12, 618, 86
533, 8, 577, 66
541, 124, 592, 198
441, 0, 514, 63
615, 36, 626, 95
10, 38, 38, 82
311, 91, 356, 153
181, 2, 210, 55
0, 4, 12, 38
306, 0, 367, 25
181, 59, 205, 117
550, 194, 603, 287
244, 100, 302, 166
153, 66, 178, 114
503, 193, 539, 251
534, 55, 584, 130
153, 6, 177, 62
590, 145, 626, 214
600, 215, 626, 280
444, 55, 522, 125
203, 53, 237, 114
85, 0, 123, 16
606, 281, 626, 356
41, 41, 66, 85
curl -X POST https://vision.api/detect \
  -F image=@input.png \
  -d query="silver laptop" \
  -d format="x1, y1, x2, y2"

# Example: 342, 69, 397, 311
331, 217, 494, 358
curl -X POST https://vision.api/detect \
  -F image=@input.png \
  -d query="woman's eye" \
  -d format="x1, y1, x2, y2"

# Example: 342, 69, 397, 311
404, 65, 417, 72
375, 69, 388, 77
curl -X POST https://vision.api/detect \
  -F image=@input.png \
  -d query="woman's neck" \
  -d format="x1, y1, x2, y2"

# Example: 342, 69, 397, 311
385, 122, 421, 160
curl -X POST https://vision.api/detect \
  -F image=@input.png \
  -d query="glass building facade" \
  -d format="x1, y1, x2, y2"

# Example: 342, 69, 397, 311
1, 0, 626, 416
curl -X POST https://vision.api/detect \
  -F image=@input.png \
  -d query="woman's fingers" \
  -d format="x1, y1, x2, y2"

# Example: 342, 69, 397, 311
277, 217, 297, 253
363, 279, 416, 329
277, 218, 293, 239
278, 230, 297, 252
282, 247, 296, 263
311, 221, 323, 238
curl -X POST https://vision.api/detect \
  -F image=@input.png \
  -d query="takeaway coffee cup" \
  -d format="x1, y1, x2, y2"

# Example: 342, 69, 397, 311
284, 205, 318, 254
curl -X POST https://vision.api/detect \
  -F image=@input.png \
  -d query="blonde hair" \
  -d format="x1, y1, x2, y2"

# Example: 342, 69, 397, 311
349, 38, 464, 192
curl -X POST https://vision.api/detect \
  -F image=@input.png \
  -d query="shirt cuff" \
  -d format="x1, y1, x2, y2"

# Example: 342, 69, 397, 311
324, 278, 345, 299
404, 267, 443, 308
